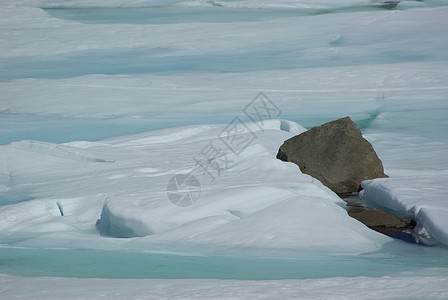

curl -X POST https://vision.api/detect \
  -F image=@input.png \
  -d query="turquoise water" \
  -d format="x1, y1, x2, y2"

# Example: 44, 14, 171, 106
0, 43, 435, 82
0, 113, 192, 145
0, 112, 381, 145
43, 4, 444, 26
0, 191, 35, 206
2, 106, 446, 146
1, 245, 447, 279
44, 7, 311, 24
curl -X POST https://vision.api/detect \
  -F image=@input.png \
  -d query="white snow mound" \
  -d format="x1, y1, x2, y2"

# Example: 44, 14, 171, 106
0, 120, 390, 253
360, 173, 448, 246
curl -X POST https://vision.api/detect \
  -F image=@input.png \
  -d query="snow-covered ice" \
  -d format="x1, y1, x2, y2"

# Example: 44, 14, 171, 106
0, 120, 390, 253
360, 173, 448, 246
1, 0, 448, 298
1, 273, 448, 300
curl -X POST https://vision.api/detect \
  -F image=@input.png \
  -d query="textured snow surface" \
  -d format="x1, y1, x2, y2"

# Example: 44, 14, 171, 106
0, 120, 390, 253
360, 173, 448, 246
0, 0, 390, 9
1, 0, 448, 297
1, 274, 448, 300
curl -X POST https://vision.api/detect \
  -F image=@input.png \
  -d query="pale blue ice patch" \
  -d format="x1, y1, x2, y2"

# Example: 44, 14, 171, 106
0, 243, 447, 279
0, 45, 435, 82
43, 4, 447, 26
0, 113, 230, 145
44, 7, 311, 25
3, 5, 448, 82
0, 111, 384, 145
366, 100, 448, 139
0, 191, 36, 206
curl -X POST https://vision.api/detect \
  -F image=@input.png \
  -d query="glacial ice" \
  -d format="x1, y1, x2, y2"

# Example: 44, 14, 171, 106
360, 174, 448, 246
1, 0, 448, 297
2, 274, 448, 300
0, 119, 389, 253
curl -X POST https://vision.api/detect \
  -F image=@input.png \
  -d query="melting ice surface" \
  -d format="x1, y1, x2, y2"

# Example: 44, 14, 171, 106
1, 0, 448, 297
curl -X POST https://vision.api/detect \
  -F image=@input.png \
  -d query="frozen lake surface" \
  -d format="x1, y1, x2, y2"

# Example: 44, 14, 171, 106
1, 245, 448, 279
1, 0, 448, 298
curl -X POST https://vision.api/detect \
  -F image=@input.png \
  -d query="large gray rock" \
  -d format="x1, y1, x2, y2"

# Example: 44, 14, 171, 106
277, 117, 387, 196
